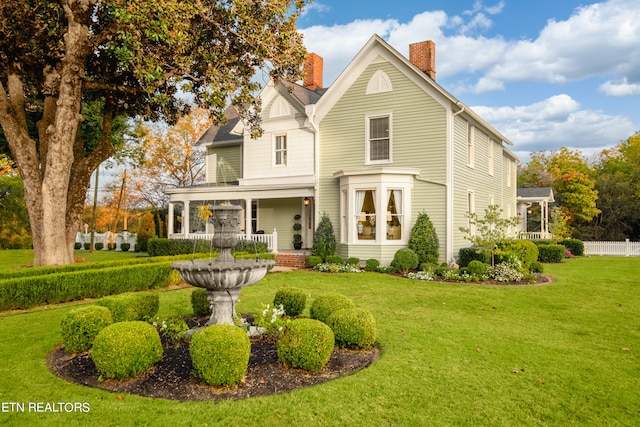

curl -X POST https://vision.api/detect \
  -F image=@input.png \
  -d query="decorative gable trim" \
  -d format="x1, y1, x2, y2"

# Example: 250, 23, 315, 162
366, 70, 393, 94
269, 97, 291, 118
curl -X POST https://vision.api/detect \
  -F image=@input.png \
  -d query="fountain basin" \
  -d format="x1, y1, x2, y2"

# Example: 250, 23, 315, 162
172, 258, 275, 325
171, 259, 275, 290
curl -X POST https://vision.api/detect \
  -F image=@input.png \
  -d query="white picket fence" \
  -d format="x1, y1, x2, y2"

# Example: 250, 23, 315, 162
584, 240, 640, 257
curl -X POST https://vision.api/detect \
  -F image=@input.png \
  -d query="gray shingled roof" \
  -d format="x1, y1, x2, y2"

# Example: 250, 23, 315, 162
517, 187, 555, 201
196, 81, 325, 147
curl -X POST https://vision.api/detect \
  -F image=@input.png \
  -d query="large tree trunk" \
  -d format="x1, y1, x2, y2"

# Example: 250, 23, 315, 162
0, 3, 96, 266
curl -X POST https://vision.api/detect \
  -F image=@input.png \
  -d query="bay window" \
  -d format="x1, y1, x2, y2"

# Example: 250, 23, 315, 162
334, 167, 418, 245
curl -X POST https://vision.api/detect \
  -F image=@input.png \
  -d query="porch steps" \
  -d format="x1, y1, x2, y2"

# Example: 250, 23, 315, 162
276, 252, 309, 269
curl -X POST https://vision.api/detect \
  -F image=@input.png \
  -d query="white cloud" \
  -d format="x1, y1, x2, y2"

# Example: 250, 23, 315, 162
599, 78, 640, 97
302, 0, 640, 93
473, 95, 636, 156
482, 0, 640, 87
300, 2, 331, 18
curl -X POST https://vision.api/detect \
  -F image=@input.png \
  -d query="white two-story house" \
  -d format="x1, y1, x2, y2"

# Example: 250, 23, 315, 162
166, 34, 518, 264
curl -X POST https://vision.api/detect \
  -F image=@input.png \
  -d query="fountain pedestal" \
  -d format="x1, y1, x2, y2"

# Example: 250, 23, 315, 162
171, 204, 275, 326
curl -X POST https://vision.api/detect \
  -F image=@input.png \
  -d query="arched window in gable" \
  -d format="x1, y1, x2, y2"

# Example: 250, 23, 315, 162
366, 70, 393, 95
269, 97, 291, 118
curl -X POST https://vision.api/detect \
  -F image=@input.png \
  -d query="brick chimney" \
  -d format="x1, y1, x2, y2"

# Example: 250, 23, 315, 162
303, 53, 323, 90
409, 40, 436, 80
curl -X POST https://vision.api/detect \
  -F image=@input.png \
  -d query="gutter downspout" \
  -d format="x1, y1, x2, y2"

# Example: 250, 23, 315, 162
448, 102, 465, 262
306, 105, 320, 232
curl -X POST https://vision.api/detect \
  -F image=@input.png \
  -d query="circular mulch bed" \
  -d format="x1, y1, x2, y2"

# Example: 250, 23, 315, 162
48, 317, 378, 401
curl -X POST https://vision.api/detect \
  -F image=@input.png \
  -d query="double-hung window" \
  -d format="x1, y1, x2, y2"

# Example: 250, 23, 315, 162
274, 135, 287, 166
366, 114, 391, 163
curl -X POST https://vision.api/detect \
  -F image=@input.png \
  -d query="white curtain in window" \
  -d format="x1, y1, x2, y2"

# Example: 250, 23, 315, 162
393, 189, 402, 225
355, 190, 365, 216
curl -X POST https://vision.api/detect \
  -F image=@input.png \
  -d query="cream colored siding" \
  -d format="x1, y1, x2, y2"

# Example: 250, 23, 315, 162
243, 94, 314, 180
320, 61, 447, 264
257, 198, 301, 251
207, 145, 241, 183
452, 115, 516, 256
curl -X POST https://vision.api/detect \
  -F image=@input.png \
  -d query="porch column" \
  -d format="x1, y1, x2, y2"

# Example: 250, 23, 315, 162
168, 202, 174, 237
245, 198, 252, 239
540, 201, 547, 236
183, 200, 190, 238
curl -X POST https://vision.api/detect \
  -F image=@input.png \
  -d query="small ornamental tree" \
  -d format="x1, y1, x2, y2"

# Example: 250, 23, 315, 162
550, 206, 572, 240
459, 205, 520, 266
408, 211, 439, 265
311, 212, 336, 261
136, 212, 156, 252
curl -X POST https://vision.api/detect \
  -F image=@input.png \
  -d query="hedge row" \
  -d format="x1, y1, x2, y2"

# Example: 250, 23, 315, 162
0, 253, 205, 281
0, 263, 178, 311
147, 238, 213, 257
147, 238, 271, 257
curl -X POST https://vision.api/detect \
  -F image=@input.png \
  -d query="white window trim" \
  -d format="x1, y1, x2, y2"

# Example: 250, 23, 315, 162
365, 112, 393, 165
507, 159, 513, 187
272, 134, 287, 167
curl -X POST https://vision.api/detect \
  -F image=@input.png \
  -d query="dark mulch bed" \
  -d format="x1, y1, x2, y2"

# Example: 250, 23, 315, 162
48, 317, 378, 401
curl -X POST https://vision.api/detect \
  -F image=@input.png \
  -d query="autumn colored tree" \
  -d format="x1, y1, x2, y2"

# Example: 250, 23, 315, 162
0, 0, 307, 266
519, 147, 600, 226
582, 132, 640, 240
127, 108, 211, 209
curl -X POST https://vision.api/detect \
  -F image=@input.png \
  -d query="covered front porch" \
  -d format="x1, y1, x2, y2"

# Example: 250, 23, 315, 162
164, 183, 315, 253
517, 187, 555, 240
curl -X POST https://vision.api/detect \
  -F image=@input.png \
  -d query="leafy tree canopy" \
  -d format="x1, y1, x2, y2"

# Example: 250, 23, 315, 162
0, 0, 307, 266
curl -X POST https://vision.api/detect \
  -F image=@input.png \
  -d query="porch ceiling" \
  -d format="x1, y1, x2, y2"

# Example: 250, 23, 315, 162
165, 183, 314, 202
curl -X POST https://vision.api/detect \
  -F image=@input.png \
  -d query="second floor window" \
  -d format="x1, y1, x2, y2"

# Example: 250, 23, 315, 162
274, 135, 287, 166
367, 115, 391, 163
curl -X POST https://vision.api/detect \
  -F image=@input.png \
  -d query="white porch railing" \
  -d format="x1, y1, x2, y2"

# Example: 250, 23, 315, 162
170, 231, 278, 253
518, 231, 553, 240
584, 240, 640, 256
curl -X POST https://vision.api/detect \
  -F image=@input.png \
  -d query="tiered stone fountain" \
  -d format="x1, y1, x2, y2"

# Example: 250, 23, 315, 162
171, 204, 275, 325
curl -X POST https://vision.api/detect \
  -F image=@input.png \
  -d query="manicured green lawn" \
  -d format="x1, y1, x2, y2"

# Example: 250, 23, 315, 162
0, 257, 638, 426
0, 249, 142, 272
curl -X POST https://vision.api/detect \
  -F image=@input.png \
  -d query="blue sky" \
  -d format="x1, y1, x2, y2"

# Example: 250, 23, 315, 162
295, 0, 640, 161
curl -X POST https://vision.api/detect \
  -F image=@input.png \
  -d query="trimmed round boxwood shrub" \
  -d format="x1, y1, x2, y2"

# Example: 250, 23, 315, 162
390, 248, 419, 274
120, 243, 131, 252
61, 305, 113, 354
458, 247, 490, 267
277, 319, 334, 373
107, 242, 116, 251
96, 292, 159, 322
498, 240, 539, 269
346, 257, 360, 266
325, 255, 344, 265
190, 324, 251, 387
538, 244, 565, 263
530, 260, 544, 273
74, 242, 82, 250
310, 293, 356, 324
467, 260, 487, 276
561, 239, 584, 256
91, 321, 163, 379
94, 242, 104, 250
326, 308, 376, 349
273, 287, 306, 317
304, 255, 323, 268
191, 288, 212, 317
365, 258, 380, 272
83, 242, 90, 250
